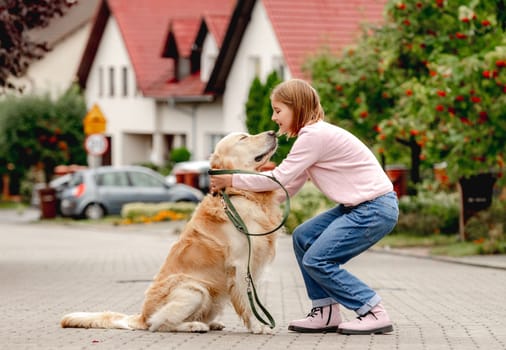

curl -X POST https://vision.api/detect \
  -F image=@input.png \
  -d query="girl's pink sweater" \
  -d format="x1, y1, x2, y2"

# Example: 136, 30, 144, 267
232, 121, 393, 206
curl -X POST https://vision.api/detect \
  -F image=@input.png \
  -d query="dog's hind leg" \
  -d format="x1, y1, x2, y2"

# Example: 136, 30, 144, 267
148, 282, 211, 333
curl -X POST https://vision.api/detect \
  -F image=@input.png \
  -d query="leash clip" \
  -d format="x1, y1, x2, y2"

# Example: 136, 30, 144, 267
245, 275, 253, 293
220, 195, 227, 210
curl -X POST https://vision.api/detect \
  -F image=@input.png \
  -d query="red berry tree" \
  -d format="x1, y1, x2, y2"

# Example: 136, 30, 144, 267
308, 0, 505, 189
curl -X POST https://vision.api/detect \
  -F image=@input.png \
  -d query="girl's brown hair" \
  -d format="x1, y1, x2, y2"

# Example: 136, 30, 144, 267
271, 79, 324, 137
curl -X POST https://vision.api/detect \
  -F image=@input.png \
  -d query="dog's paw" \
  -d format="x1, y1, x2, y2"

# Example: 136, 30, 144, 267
176, 321, 210, 333
250, 323, 274, 334
209, 321, 226, 331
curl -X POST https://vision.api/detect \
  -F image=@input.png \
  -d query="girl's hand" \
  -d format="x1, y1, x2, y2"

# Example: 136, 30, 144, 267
209, 173, 232, 193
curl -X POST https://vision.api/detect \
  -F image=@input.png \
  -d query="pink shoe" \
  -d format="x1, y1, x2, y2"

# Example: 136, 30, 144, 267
288, 304, 341, 333
338, 303, 393, 335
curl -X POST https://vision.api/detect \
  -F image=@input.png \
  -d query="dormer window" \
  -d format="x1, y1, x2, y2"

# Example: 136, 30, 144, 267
162, 18, 201, 82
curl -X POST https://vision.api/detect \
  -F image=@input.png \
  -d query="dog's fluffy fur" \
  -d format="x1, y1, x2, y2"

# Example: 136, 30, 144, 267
60, 131, 282, 334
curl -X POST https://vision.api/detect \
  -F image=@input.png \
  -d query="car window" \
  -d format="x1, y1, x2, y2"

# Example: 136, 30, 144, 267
97, 172, 129, 187
68, 173, 84, 187
129, 171, 164, 188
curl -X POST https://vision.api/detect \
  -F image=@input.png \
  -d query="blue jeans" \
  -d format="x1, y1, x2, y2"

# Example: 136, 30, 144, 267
292, 191, 399, 316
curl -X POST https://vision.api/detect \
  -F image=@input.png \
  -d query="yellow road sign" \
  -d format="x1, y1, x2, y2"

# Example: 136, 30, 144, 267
83, 104, 107, 135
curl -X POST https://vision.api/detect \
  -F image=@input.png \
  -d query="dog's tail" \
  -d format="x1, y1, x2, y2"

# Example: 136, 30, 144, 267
60, 311, 147, 331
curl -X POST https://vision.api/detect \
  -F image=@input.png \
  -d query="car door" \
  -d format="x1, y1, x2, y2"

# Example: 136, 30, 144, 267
127, 170, 169, 203
96, 171, 132, 214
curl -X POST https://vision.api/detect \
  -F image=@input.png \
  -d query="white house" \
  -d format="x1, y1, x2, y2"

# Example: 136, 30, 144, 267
16, 0, 99, 97
77, 0, 387, 166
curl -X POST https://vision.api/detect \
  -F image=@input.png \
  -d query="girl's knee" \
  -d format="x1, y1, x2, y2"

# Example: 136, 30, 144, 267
301, 252, 320, 271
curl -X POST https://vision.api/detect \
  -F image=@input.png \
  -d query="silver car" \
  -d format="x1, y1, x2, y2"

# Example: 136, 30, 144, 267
60, 165, 204, 219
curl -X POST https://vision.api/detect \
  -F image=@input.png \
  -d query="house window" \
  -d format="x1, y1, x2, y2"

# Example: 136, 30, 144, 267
122, 66, 128, 97
272, 56, 285, 80
248, 56, 261, 82
109, 67, 115, 97
98, 67, 103, 97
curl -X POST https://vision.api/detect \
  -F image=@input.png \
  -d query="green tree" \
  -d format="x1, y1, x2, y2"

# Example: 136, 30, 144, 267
0, 84, 87, 191
308, 0, 506, 188
245, 71, 294, 164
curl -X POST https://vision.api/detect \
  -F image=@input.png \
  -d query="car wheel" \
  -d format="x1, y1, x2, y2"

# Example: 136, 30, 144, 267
83, 203, 105, 220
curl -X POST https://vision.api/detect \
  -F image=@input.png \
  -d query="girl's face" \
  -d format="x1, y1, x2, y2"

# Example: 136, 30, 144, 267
271, 98, 294, 136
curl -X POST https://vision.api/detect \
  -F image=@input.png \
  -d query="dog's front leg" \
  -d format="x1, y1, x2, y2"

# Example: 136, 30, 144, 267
228, 266, 273, 334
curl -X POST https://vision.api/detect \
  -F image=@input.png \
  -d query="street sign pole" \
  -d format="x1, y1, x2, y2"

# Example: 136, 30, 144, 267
83, 104, 107, 168
84, 134, 108, 169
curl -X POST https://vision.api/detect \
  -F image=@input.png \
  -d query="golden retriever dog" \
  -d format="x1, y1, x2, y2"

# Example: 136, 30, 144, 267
61, 131, 282, 334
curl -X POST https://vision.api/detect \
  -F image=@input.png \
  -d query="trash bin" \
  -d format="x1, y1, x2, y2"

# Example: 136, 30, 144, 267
174, 170, 200, 189
38, 187, 57, 219
183, 171, 200, 189
385, 165, 408, 198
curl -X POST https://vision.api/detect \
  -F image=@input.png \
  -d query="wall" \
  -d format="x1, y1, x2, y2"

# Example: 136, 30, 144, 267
85, 16, 157, 166
221, 0, 288, 136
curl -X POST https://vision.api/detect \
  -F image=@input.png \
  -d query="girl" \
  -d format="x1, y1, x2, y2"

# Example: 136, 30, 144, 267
209, 79, 398, 335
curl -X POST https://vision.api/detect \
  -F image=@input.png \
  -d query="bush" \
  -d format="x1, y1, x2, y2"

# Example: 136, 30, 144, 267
170, 147, 191, 163
465, 198, 505, 254
284, 182, 334, 233
0, 85, 87, 192
120, 201, 197, 224
394, 190, 460, 236
284, 181, 461, 236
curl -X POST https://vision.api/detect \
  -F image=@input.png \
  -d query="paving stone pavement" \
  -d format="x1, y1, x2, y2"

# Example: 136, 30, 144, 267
1, 213, 505, 350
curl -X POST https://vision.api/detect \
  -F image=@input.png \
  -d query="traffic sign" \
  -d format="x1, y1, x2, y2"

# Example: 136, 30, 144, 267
84, 104, 107, 135
85, 134, 108, 156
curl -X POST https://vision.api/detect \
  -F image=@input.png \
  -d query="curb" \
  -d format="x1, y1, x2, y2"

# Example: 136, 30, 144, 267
372, 247, 506, 271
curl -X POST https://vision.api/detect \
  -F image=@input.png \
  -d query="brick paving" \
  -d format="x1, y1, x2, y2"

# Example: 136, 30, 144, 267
1, 211, 505, 350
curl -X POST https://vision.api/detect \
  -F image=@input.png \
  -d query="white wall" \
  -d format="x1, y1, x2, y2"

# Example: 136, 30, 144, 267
19, 24, 92, 98
221, 1, 289, 136
201, 34, 219, 83
83, 1, 292, 166
85, 16, 157, 166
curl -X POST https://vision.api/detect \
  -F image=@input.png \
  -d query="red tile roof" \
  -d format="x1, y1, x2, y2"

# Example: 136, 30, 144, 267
169, 18, 201, 57
103, 0, 234, 97
203, 13, 230, 47
262, 0, 387, 78
79, 0, 387, 99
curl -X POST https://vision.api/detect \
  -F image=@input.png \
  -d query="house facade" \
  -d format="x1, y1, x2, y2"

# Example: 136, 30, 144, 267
16, 0, 99, 97
78, 0, 386, 166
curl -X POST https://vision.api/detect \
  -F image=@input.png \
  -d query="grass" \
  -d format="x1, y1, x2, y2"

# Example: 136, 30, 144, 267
0, 200, 27, 210
378, 232, 484, 257
430, 242, 482, 257
378, 232, 459, 248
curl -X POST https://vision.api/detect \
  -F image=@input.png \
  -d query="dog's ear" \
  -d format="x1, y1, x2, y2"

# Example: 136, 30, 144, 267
210, 153, 222, 170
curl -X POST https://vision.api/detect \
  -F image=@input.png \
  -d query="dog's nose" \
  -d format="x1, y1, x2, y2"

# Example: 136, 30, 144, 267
267, 130, 276, 137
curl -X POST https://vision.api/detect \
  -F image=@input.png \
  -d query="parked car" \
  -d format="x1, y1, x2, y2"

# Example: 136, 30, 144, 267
60, 165, 204, 219
166, 160, 210, 193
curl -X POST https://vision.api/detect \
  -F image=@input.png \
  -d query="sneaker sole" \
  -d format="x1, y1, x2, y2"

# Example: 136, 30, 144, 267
288, 325, 339, 333
337, 325, 394, 335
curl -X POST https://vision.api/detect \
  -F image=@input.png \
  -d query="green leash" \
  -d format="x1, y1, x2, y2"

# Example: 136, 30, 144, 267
208, 169, 291, 329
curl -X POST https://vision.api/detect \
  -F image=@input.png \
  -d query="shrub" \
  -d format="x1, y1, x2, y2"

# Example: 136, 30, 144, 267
284, 181, 461, 236
120, 202, 197, 224
170, 147, 191, 163
0, 85, 87, 192
284, 182, 334, 233
465, 198, 505, 254
394, 190, 460, 236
